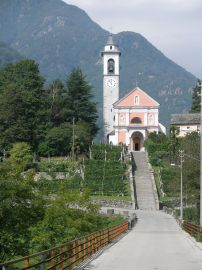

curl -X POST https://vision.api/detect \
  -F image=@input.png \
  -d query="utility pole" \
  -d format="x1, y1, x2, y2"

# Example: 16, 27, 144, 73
179, 150, 184, 221
198, 80, 202, 226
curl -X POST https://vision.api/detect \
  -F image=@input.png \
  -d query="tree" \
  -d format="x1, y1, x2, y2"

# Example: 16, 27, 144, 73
46, 79, 66, 126
38, 123, 72, 157
190, 80, 201, 113
65, 68, 98, 137
0, 143, 45, 261
8, 142, 33, 172
0, 60, 47, 151
29, 190, 107, 252
169, 125, 180, 164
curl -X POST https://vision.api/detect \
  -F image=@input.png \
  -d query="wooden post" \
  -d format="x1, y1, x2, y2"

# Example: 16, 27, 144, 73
25, 258, 30, 270
50, 250, 55, 270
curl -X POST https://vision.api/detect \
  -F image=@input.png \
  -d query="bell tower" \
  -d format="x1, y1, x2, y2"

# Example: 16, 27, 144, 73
101, 34, 121, 138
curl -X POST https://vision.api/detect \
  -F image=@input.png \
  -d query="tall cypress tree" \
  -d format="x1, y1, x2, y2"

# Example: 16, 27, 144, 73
65, 68, 98, 137
190, 80, 201, 113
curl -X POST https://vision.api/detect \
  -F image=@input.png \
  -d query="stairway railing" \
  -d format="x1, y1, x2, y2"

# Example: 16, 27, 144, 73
0, 222, 128, 270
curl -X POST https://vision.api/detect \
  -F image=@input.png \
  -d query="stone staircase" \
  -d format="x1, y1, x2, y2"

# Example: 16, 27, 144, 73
133, 152, 158, 210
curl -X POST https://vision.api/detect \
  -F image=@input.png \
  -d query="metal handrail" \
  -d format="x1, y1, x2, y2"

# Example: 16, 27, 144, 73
0, 221, 128, 270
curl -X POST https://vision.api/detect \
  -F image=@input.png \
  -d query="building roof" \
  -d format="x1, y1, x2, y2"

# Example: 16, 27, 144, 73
171, 113, 200, 125
113, 87, 159, 108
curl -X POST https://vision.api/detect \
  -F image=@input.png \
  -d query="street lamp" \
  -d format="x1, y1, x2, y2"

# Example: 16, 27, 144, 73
197, 80, 202, 226
171, 150, 184, 221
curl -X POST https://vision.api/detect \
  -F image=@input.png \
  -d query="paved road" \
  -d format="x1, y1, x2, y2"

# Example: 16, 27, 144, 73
84, 211, 202, 270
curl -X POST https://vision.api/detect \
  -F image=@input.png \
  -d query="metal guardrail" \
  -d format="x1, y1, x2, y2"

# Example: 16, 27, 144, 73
0, 222, 129, 270
183, 221, 202, 235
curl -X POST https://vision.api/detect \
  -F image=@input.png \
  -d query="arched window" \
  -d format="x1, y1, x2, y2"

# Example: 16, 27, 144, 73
108, 59, 115, 74
131, 117, 142, 124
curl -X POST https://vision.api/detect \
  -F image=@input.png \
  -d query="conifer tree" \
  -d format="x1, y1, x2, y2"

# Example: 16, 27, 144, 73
65, 68, 98, 137
190, 80, 201, 113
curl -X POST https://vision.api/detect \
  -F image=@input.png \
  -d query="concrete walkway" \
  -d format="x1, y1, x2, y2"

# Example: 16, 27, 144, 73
84, 211, 202, 270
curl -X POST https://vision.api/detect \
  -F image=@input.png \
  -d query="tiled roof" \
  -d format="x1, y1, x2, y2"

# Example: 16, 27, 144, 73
171, 113, 200, 125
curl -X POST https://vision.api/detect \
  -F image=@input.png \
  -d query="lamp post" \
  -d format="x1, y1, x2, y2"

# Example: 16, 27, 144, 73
171, 150, 184, 221
198, 80, 202, 226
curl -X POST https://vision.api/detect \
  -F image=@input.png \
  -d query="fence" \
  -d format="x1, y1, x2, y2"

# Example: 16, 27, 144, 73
183, 221, 202, 236
0, 222, 128, 270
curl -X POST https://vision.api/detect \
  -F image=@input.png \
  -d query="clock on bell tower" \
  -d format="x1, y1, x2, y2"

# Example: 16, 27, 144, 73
101, 34, 121, 138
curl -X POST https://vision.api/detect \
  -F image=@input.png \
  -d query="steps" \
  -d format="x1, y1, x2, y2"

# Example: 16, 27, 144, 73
133, 152, 157, 210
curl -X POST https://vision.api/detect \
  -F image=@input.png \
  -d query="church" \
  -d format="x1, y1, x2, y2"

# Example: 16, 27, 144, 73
102, 35, 166, 151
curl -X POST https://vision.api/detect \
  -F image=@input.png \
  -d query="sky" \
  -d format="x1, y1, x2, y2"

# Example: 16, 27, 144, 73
63, 0, 202, 79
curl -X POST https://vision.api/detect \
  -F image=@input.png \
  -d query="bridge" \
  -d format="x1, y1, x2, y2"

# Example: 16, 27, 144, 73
84, 210, 202, 270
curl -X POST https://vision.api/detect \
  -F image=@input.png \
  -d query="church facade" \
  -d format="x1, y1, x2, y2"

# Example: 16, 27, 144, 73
102, 35, 166, 151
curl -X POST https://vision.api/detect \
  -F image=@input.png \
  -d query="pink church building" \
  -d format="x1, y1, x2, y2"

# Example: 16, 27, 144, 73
108, 87, 166, 151
102, 35, 166, 151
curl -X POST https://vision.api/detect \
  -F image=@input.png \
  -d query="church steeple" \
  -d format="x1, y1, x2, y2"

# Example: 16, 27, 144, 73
106, 34, 114, 45
102, 34, 121, 138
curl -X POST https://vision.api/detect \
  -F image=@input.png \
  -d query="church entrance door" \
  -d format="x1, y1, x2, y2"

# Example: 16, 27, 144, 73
133, 137, 140, 151
131, 131, 144, 151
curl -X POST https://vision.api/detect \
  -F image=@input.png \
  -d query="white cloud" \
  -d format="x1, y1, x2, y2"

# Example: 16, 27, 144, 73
63, 0, 202, 78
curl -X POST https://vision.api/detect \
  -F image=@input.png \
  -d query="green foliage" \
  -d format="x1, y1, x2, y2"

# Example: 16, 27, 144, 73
65, 68, 98, 137
36, 177, 82, 194
84, 145, 128, 196
0, 149, 45, 261
161, 166, 179, 196
91, 144, 123, 160
38, 123, 72, 157
84, 160, 127, 196
37, 158, 78, 173
183, 208, 199, 224
8, 142, 33, 172
144, 132, 169, 166
29, 190, 122, 252
0, 60, 47, 151
190, 80, 201, 113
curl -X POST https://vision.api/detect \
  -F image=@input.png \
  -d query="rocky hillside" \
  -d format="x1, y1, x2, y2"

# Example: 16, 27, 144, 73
0, 0, 196, 128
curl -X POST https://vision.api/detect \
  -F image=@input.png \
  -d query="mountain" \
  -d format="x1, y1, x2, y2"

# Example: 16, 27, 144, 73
0, 0, 196, 129
0, 42, 22, 68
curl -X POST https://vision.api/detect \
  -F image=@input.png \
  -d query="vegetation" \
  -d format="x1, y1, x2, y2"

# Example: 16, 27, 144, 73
0, 0, 197, 132
145, 130, 200, 224
0, 61, 98, 157
190, 80, 201, 113
0, 143, 126, 261
84, 145, 129, 197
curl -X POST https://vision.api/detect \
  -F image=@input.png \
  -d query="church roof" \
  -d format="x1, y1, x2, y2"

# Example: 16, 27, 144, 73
113, 87, 159, 108
171, 113, 200, 125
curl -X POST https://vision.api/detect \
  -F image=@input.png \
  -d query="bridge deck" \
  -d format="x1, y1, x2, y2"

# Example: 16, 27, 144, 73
83, 211, 202, 270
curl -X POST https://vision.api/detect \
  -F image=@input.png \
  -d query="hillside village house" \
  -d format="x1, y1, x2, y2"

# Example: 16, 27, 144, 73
171, 113, 200, 137
102, 35, 166, 151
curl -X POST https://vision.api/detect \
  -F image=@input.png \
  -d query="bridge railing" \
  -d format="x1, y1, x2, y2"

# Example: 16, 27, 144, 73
183, 221, 202, 236
0, 221, 128, 270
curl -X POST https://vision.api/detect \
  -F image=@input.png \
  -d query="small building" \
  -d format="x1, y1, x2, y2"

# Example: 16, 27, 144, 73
171, 113, 200, 137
